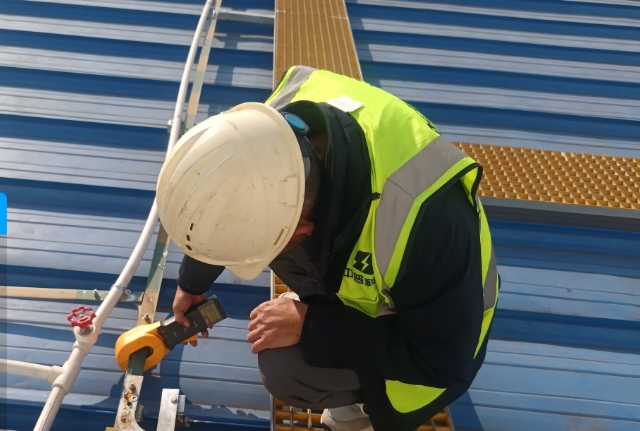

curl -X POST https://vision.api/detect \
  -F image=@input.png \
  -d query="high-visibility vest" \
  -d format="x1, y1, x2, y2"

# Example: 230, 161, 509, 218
267, 66, 499, 415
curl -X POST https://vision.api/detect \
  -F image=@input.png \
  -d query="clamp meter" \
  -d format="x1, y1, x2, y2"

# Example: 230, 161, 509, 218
114, 296, 227, 371
157, 296, 227, 350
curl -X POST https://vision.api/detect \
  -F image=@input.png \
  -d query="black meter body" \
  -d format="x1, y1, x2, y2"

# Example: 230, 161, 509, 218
156, 296, 227, 350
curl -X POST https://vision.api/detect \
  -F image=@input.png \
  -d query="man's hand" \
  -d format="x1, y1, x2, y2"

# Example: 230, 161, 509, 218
173, 286, 207, 347
247, 297, 308, 354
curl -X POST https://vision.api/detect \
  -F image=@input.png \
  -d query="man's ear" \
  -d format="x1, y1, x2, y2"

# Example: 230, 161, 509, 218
294, 219, 314, 236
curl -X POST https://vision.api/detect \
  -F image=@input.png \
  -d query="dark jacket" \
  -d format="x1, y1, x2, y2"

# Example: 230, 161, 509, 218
178, 102, 487, 431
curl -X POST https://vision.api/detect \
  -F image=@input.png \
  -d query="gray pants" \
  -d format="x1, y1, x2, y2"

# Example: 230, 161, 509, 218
258, 344, 363, 409
263, 249, 362, 410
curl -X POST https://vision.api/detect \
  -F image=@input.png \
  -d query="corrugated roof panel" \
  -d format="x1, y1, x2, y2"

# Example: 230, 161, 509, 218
456, 340, 640, 431
2, 0, 275, 429
348, 0, 640, 157
3, 0, 640, 430
4, 300, 271, 430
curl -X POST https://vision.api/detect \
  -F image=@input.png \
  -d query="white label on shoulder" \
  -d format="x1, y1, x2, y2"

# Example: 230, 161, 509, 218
326, 95, 365, 113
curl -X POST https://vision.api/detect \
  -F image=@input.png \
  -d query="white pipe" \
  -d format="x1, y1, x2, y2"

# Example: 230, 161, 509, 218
32, 1, 216, 430
36, 387, 65, 430
2, 359, 63, 383
92, 202, 160, 330
34, 346, 87, 430
167, 3, 207, 149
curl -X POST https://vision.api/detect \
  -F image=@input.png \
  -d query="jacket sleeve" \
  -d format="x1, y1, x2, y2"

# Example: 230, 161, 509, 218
300, 183, 485, 388
177, 254, 225, 295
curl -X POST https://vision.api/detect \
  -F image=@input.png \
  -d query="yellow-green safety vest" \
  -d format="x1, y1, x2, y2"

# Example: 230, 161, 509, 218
267, 66, 499, 415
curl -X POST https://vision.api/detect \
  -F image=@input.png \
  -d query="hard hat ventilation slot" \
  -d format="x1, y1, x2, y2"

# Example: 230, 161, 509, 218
185, 224, 194, 251
273, 228, 285, 246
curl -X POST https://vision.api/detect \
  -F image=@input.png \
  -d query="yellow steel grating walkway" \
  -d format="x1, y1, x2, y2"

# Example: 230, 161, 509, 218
458, 143, 640, 209
274, 399, 455, 431
274, 0, 362, 85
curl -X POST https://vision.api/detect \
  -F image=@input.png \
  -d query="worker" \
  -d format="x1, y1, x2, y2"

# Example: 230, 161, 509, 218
156, 66, 499, 431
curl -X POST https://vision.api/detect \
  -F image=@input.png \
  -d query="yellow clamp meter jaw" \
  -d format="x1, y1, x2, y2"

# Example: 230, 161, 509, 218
115, 296, 227, 372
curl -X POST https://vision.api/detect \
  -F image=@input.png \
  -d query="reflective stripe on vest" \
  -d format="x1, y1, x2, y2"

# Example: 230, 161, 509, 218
376, 135, 470, 289
267, 66, 499, 414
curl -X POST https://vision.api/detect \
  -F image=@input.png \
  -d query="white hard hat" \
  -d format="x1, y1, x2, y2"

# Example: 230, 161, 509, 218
156, 102, 307, 280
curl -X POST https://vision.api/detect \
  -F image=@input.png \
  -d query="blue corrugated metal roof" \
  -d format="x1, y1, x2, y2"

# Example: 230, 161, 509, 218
348, 0, 640, 157
2, 0, 275, 429
2, 0, 639, 430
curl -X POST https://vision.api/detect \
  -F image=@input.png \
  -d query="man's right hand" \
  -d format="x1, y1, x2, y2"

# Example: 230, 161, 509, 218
173, 286, 207, 346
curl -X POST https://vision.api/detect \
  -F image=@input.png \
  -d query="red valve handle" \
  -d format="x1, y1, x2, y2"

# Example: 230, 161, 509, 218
67, 306, 96, 328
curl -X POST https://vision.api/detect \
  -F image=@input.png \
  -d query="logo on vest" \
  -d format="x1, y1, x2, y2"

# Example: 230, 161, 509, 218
344, 251, 376, 287
353, 251, 374, 275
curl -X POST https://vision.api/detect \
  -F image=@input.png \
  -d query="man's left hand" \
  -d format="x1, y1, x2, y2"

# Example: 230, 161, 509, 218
247, 297, 308, 354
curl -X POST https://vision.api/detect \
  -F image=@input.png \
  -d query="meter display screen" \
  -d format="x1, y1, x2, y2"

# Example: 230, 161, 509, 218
198, 300, 225, 326
157, 296, 227, 350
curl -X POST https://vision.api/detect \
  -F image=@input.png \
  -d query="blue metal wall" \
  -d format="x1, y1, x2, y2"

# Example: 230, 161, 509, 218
2, 0, 639, 430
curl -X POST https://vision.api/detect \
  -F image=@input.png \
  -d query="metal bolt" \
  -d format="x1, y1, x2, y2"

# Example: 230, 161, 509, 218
125, 290, 131, 295
171, 396, 178, 404
123, 391, 128, 397
130, 395, 138, 402
129, 382, 136, 390
93, 289, 100, 299
143, 313, 151, 323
